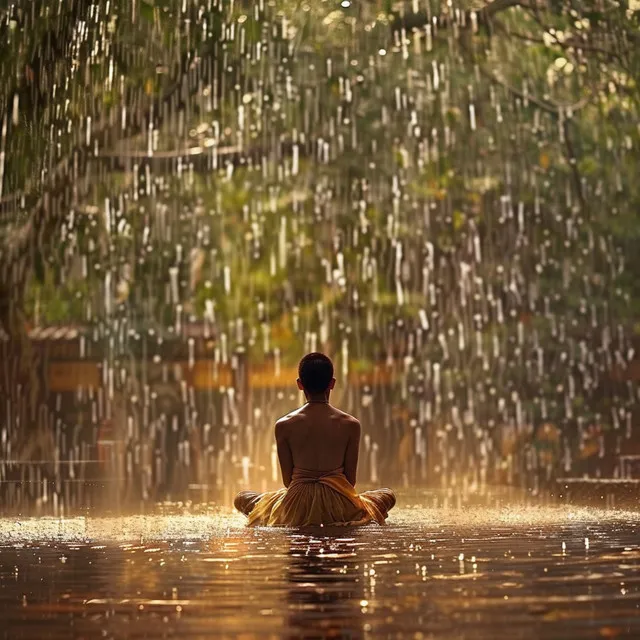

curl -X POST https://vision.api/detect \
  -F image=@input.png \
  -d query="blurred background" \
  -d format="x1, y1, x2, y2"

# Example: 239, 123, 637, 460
1, 0, 639, 513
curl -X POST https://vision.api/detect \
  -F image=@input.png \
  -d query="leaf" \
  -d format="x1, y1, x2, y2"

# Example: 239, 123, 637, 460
466, 176, 501, 194
539, 151, 550, 169
453, 210, 466, 231
139, 1, 155, 23
583, 10, 603, 25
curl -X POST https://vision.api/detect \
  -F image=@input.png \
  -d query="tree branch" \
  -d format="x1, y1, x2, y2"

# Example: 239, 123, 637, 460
391, 0, 532, 33
457, 33, 600, 116
493, 18, 630, 65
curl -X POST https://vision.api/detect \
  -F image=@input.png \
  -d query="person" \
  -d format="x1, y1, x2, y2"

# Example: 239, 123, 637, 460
234, 352, 396, 526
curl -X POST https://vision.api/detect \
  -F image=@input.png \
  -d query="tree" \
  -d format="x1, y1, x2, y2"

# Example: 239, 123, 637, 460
1, 0, 639, 495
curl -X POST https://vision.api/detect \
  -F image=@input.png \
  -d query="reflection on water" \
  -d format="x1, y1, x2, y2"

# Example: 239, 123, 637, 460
286, 533, 364, 639
1, 503, 639, 639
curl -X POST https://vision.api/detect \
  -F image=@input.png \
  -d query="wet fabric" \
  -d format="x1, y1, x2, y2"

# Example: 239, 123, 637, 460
234, 466, 396, 527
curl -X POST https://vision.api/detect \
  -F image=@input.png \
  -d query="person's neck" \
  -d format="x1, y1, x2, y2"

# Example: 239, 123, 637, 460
306, 394, 329, 404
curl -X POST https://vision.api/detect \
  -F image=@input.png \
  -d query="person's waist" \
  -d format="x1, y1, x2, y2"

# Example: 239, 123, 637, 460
291, 466, 346, 481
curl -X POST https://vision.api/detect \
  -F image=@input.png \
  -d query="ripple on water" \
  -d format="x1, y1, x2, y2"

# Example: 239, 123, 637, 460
0, 505, 639, 638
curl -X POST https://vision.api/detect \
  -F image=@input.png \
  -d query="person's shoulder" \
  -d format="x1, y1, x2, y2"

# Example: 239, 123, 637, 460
275, 410, 303, 434
332, 407, 360, 429
276, 407, 305, 424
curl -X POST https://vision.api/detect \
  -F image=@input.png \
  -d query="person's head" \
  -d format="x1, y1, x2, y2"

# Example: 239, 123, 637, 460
296, 352, 335, 399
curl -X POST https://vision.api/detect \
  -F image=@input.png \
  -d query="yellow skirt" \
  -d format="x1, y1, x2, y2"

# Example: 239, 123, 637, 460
234, 467, 396, 527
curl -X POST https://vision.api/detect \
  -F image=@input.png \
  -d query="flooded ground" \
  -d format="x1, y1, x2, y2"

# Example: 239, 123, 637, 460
1, 500, 639, 639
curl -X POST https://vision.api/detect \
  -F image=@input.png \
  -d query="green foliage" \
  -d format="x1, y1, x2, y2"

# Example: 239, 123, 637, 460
5, 0, 640, 478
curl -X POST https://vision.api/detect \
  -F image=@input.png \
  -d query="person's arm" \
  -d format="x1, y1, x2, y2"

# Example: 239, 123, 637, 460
343, 419, 361, 487
275, 419, 294, 488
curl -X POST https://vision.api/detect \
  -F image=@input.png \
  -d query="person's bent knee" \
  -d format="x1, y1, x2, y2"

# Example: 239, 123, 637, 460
234, 491, 252, 514
235, 490, 260, 515
381, 488, 396, 509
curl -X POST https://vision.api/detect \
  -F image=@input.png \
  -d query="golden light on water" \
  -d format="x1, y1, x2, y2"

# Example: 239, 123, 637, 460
2, 502, 640, 637
1, 504, 639, 543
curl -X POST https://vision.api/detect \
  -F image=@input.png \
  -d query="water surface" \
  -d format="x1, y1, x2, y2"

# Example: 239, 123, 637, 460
1, 503, 639, 639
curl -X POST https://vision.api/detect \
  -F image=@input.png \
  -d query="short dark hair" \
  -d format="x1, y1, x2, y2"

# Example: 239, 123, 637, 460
298, 352, 334, 393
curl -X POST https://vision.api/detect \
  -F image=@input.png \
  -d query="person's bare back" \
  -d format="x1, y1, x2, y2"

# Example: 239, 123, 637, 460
275, 404, 361, 487
233, 352, 396, 526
